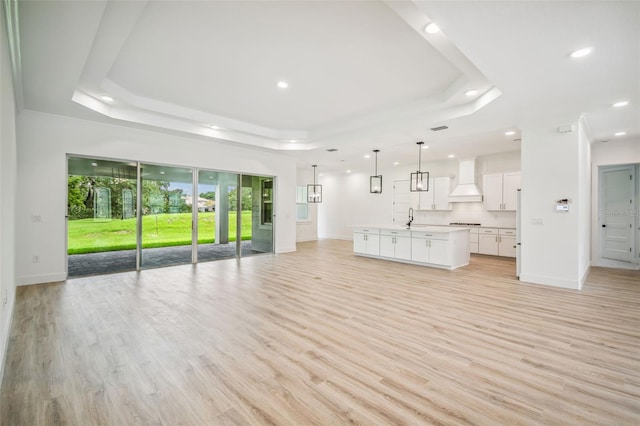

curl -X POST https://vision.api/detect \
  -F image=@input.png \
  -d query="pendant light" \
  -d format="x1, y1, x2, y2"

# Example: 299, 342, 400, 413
370, 149, 382, 194
410, 141, 429, 192
307, 164, 322, 203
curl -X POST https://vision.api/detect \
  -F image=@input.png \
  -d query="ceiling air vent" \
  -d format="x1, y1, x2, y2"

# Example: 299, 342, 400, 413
326, 148, 338, 152
430, 125, 449, 131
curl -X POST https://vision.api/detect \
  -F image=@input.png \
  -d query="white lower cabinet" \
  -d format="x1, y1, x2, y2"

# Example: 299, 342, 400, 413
411, 233, 449, 265
353, 228, 380, 256
479, 228, 499, 255
498, 229, 516, 257
469, 228, 479, 254
477, 227, 516, 258
380, 229, 412, 261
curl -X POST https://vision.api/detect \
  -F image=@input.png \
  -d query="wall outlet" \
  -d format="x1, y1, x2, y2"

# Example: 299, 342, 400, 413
32, 255, 40, 263
31, 215, 42, 223
531, 218, 543, 225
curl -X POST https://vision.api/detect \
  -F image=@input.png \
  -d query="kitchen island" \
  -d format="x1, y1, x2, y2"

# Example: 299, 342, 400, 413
353, 225, 470, 270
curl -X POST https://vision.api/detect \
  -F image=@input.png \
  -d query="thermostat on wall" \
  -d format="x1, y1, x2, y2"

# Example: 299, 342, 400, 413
555, 199, 569, 212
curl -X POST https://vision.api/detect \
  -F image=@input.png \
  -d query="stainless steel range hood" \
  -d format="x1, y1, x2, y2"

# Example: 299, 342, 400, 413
449, 158, 483, 202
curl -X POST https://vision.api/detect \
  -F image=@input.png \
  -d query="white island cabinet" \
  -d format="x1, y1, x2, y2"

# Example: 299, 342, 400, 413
352, 226, 470, 270
379, 229, 412, 260
353, 227, 380, 256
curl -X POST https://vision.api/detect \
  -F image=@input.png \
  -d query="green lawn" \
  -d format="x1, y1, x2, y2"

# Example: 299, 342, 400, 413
68, 212, 252, 254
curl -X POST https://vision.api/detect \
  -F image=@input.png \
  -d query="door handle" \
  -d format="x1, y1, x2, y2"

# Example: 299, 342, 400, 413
602, 224, 606, 228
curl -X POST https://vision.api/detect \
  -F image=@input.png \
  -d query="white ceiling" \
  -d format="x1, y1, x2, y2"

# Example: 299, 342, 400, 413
13, 1, 640, 173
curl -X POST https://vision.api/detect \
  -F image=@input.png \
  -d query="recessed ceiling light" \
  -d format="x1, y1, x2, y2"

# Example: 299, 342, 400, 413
424, 22, 440, 34
209, 125, 220, 130
448, 154, 455, 158
346, 170, 352, 173
100, 95, 114, 102
160, 171, 165, 175
614, 131, 626, 136
289, 139, 297, 143
364, 154, 370, 159
393, 162, 399, 166
612, 101, 629, 108
465, 89, 478, 96
90, 162, 98, 167
505, 131, 516, 136
277, 81, 289, 89
570, 47, 592, 59
422, 145, 429, 149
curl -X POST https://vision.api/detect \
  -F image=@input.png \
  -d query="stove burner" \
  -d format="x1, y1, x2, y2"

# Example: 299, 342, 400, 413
449, 222, 482, 226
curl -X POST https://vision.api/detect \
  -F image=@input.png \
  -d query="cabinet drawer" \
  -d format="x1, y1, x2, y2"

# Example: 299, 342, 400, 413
380, 229, 412, 238
469, 228, 480, 235
353, 228, 380, 235
479, 228, 498, 235
499, 228, 516, 236
412, 232, 448, 241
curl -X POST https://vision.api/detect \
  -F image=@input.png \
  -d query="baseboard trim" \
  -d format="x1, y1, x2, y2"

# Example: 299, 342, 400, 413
592, 259, 640, 270
275, 246, 296, 254
320, 235, 352, 241
17, 272, 67, 286
519, 273, 581, 290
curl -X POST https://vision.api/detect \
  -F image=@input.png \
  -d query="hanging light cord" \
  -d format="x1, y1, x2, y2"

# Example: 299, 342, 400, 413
374, 150, 379, 175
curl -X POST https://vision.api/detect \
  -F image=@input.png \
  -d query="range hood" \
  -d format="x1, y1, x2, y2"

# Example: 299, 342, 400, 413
449, 158, 483, 203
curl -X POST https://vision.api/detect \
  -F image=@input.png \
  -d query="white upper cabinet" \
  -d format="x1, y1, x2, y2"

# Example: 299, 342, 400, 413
483, 172, 521, 211
411, 177, 452, 210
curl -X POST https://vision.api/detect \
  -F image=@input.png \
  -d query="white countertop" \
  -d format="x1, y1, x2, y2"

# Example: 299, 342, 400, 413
353, 225, 470, 233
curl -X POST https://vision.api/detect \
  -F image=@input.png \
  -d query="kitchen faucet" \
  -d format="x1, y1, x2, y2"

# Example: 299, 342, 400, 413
406, 208, 414, 228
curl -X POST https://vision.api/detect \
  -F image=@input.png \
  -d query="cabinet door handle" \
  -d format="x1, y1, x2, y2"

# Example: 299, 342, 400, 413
364, 235, 367, 241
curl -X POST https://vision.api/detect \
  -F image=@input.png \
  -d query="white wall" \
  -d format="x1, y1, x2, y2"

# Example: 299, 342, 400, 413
520, 119, 588, 289
577, 118, 592, 283
318, 151, 521, 239
0, 4, 18, 387
591, 138, 640, 266
295, 167, 318, 242
16, 110, 298, 285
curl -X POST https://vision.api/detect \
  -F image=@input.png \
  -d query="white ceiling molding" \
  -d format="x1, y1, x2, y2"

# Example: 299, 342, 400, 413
2, 0, 24, 110
70, 0, 500, 152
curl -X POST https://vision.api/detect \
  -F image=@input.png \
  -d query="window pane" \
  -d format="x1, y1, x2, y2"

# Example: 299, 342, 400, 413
296, 185, 307, 203
296, 203, 309, 221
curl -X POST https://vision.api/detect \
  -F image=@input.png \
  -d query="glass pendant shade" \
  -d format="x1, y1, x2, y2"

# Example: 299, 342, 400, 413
307, 165, 322, 203
410, 141, 429, 192
370, 175, 382, 193
370, 149, 382, 194
410, 171, 429, 191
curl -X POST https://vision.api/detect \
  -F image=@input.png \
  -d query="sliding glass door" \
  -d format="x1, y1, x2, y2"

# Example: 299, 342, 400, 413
67, 157, 138, 277
67, 157, 274, 277
140, 163, 194, 269
242, 174, 274, 257
197, 170, 240, 262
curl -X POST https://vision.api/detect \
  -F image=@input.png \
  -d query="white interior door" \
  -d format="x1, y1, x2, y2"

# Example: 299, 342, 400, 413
393, 180, 410, 225
601, 167, 635, 262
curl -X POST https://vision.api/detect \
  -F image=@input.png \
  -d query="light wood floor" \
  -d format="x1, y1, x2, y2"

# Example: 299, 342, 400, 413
2, 239, 639, 425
